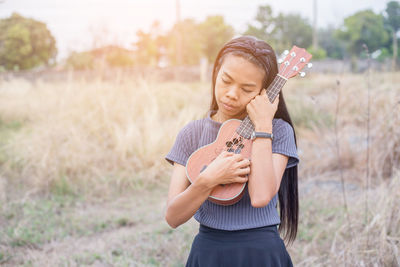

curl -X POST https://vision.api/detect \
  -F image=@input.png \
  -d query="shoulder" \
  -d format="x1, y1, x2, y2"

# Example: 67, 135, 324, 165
178, 117, 205, 136
176, 117, 206, 146
166, 118, 206, 166
272, 118, 295, 137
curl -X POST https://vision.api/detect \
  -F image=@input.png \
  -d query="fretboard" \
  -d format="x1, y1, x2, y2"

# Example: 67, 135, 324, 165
236, 75, 287, 139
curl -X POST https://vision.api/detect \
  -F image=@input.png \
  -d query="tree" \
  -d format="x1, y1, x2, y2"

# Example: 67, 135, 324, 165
336, 10, 389, 57
198, 16, 235, 63
105, 46, 134, 67
273, 13, 313, 53
244, 5, 275, 41
0, 12, 57, 70
166, 18, 203, 65
166, 16, 234, 65
66, 51, 94, 70
244, 5, 313, 53
318, 26, 346, 59
383, 1, 400, 70
134, 21, 163, 66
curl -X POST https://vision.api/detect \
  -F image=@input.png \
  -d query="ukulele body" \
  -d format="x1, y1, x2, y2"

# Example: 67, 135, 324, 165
185, 45, 312, 206
186, 119, 253, 205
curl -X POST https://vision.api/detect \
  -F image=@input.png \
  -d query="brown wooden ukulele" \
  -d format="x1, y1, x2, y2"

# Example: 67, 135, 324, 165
186, 46, 312, 205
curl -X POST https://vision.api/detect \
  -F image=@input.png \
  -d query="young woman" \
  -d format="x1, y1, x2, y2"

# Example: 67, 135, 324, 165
165, 35, 299, 266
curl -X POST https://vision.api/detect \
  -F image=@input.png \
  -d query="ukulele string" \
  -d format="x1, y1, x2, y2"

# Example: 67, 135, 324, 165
233, 77, 284, 143
217, 76, 285, 154
281, 53, 294, 74
286, 60, 301, 78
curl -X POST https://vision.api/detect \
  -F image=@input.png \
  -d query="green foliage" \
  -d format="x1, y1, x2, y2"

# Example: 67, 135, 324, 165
138, 16, 234, 66
374, 47, 392, 62
384, 1, 400, 33
307, 46, 327, 60
318, 27, 346, 59
198, 16, 235, 63
273, 13, 313, 53
134, 21, 164, 66
105, 47, 134, 67
0, 13, 57, 70
66, 51, 94, 70
244, 5, 313, 53
244, 5, 275, 42
383, 1, 400, 69
167, 18, 203, 65
66, 46, 134, 69
335, 10, 389, 56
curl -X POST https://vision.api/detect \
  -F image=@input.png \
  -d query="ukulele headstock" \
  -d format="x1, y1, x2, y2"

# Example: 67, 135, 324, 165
278, 46, 312, 79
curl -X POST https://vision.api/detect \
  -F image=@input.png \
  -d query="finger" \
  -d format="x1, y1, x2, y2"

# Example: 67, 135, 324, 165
236, 167, 250, 176
221, 150, 234, 156
234, 176, 249, 183
232, 153, 245, 161
236, 158, 251, 168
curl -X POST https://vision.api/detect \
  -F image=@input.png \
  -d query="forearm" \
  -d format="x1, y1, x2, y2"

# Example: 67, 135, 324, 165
248, 127, 278, 207
165, 175, 214, 228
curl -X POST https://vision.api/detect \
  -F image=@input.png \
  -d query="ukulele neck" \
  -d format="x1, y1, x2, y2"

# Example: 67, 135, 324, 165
236, 75, 287, 139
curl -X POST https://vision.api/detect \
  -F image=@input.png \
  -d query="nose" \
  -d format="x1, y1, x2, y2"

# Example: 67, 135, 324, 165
226, 86, 239, 100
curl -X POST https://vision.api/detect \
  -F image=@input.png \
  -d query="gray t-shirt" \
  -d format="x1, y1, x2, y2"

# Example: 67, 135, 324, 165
165, 110, 299, 230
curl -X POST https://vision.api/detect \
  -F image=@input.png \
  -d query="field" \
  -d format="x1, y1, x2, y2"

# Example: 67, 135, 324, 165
0, 70, 399, 266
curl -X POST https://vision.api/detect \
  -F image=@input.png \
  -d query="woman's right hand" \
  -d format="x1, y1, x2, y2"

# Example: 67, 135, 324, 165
200, 151, 251, 188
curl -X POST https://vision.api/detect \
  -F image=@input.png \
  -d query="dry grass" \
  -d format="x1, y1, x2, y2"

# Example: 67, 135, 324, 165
291, 169, 400, 266
0, 76, 209, 197
286, 72, 400, 183
0, 70, 399, 266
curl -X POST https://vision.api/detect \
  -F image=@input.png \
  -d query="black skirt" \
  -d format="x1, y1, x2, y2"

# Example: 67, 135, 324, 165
186, 224, 293, 267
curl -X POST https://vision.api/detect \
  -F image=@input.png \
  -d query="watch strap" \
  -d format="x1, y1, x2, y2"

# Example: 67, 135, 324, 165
252, 131, 274, 141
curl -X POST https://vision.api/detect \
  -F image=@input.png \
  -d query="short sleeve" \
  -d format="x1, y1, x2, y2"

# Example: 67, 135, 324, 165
272, 119, 299, 169
165, 121, 197, 166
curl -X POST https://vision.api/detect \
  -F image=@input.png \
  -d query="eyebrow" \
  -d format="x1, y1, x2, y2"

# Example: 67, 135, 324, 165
223, 71, 257, 87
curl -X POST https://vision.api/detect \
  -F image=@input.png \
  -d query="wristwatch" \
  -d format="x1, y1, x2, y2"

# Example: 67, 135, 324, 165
251, 131, 274, 141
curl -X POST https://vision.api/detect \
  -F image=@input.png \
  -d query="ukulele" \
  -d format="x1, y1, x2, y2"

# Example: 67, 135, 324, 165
186, 46, 312, 205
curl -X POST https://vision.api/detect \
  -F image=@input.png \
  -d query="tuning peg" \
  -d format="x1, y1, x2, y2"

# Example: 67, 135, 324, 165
307, 63, 313, 68
283, 50, 289, 55
299, 72, 306, 77
277, 58, 284, 64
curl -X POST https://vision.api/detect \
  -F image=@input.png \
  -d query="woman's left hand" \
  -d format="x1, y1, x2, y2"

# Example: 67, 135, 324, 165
246, 88, 279, 131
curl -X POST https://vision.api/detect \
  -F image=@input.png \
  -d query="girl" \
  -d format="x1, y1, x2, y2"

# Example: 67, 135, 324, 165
165, 36, 299, 267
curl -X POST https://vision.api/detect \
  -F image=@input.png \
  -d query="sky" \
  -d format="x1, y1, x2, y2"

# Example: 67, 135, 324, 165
0, 0, 389, 60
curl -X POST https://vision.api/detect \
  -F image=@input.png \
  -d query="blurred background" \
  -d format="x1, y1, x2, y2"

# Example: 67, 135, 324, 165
0, 0, 399, 266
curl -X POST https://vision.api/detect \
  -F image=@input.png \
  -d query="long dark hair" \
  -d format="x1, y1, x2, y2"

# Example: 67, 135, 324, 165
209, 36, 299, 245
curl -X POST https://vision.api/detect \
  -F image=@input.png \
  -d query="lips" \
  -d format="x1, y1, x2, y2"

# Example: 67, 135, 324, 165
221, 102, 236, 111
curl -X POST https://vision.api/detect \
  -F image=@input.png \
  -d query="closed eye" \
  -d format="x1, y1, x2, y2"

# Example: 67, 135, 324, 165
222, 78, 230, 84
